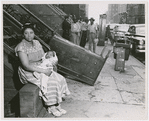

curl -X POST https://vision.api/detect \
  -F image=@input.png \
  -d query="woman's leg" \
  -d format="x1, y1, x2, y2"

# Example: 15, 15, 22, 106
42, 71, 70, 115
19, 67, 69, 116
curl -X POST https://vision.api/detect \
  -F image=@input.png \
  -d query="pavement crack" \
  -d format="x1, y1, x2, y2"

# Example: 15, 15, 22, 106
117, 89, 145, 95
109, 72, 125, 103
131, 65, 145, 79
93, 100, 144, 106
88, 90, 96, 100
83, 102, 94, 117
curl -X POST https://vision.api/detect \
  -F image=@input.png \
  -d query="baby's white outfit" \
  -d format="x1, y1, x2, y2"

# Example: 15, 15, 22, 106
39, 51, 58, 69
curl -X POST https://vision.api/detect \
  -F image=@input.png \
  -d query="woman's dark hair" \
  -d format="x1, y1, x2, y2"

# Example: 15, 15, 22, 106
21, 23, 36, 34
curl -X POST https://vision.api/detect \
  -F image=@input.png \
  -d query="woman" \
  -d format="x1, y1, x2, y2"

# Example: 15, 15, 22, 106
15, 23, 70, 117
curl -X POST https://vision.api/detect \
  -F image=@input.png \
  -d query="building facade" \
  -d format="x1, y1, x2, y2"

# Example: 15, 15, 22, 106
57, 4, 88, 19
127, 4, 145, 24
107, 4, 145, 24
107, 4, 119, 23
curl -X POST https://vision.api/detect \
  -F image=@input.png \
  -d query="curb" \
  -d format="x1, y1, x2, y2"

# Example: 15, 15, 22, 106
129, 54, 145, 68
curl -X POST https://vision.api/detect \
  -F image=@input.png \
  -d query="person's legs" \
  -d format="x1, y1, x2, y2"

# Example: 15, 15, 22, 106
71, 33, 75, 43
83, 31, 87, 47
88, 33, 92, 51
93, 43, 96, 53
44, 71, 70, 116
76, 34, 79, 45
92, 34, 96, 53
80, 32, 84, 47
80, 31, 87, 47
73, 33, 78, 44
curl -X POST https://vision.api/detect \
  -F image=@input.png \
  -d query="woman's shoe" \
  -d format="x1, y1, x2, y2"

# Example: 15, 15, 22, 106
48, 106, 62, 117
56, 105, 67, 115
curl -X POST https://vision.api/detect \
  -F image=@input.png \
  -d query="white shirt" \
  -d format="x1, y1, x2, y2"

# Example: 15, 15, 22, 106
76, 22, 82, 32
88, 23, 97, 33
71, 23, 80, 33
81, 22, 88, 31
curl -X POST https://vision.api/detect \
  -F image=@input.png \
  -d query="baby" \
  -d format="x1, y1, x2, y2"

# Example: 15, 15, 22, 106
40, 50, 58, 69
33, 51, 58, 94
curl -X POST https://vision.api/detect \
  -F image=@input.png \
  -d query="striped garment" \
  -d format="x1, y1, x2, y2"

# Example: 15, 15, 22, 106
15, 39, 70, 106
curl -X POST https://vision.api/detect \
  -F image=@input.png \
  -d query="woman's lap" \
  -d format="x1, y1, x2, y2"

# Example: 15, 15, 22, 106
19, 67, 70, 106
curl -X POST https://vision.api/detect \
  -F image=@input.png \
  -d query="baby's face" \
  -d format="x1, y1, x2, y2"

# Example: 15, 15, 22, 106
45, 51, 53, 59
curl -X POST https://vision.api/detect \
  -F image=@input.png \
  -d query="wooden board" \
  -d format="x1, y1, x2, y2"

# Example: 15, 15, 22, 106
49, 35, 110, 86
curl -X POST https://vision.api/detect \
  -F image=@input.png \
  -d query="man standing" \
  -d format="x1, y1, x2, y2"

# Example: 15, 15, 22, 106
62, 15, 71, 41
80, 17, 89, 47
76, 17, 82, 45
71, 17, 80, 45
106, 25, 114, 45
87, 17, 98, 53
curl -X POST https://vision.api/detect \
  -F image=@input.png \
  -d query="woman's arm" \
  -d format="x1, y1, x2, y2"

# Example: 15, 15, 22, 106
18, 51, 52, 76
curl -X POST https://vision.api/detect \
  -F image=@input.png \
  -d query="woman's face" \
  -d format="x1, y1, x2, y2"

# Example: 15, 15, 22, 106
24, 28, 35, 42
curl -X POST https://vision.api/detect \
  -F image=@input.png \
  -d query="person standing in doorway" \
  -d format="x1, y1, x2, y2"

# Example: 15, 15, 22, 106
87, 17, 98, 53
80, 17, 89, 47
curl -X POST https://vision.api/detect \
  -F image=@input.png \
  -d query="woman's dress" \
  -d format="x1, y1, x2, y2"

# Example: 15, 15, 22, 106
15, 39, 70, 106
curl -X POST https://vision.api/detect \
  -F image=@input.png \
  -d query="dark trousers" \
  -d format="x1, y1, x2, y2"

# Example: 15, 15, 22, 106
62, 30, 70, 41
80, 31, 87, 47
108, 33, 114, 45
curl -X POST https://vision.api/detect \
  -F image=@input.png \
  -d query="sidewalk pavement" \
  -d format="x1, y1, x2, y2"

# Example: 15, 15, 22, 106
45, 42, 147, 120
